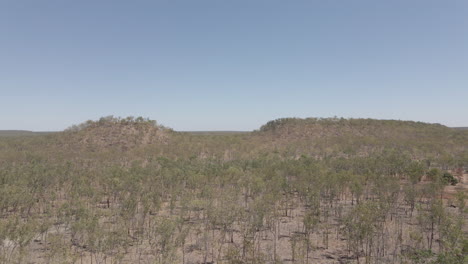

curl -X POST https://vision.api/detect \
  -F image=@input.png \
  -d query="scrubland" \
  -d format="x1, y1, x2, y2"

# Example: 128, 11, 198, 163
0, 116, 467, 263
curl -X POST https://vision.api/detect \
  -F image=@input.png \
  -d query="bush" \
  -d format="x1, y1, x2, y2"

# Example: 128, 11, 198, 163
442, 172, 458, 186
426, 168, 441, 181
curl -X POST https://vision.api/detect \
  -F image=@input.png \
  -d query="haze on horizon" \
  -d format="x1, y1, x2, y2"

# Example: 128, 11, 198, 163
1, 0, 467, 131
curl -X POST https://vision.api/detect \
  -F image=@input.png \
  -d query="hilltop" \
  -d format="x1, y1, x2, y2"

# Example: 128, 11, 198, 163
59, 116, 171, 151
253, 117, 468, 162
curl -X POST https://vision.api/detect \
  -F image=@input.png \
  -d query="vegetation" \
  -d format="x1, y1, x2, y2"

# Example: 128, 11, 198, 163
0, 116, 466, 263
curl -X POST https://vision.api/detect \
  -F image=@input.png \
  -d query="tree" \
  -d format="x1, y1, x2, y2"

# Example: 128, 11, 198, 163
342, 201, 383, 263
405, 162, 425, 184
442, 172, 458, 186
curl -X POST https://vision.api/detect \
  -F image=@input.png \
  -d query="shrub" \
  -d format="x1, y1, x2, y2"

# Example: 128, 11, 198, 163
442, 172, 458, 186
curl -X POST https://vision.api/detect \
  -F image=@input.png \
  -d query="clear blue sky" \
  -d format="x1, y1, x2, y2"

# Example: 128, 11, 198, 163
1, 0, 467, 131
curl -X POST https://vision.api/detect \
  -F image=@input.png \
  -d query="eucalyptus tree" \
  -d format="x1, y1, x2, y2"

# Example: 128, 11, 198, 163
302, 190, 320, 263
148, 217, 178, 264
0, 216, 38, 264
405, 161, 426, 185
342, 201, 383, 264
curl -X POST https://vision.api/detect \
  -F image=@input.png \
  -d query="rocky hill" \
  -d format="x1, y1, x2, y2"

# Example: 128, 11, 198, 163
253, 117, 468, 161
60, 116, 171, 152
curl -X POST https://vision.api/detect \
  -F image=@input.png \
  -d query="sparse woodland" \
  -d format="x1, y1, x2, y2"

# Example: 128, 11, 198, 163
0, 116, 467, 264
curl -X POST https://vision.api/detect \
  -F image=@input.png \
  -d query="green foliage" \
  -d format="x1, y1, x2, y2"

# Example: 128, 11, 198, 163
66, 115, 162, 131
403, 249, 434, 264
426, 168, 442, 181
406, 162, 426, 184
434, 252, 466, 264
442, 172, 458, 185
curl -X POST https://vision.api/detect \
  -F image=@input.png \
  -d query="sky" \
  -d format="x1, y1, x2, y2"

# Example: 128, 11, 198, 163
1, 0, 467, 131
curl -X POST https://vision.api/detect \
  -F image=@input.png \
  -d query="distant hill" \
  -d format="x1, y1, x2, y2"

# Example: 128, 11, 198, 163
1, 116, 467, 163
0, 130, 54, 137
183, 131, 249, 135
59, 116, 171, 151
253, 117, 468, 159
